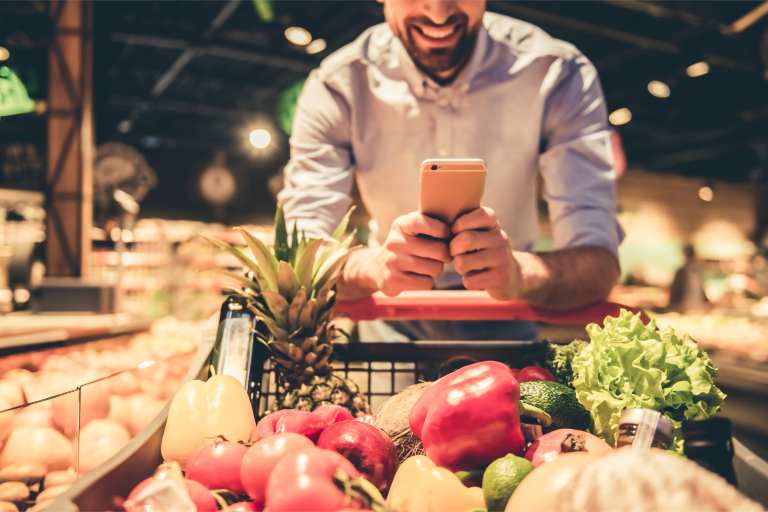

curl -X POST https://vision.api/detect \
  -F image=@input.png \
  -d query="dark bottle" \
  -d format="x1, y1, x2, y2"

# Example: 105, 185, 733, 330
683, 417, 737, 486
211, 295, 271, 417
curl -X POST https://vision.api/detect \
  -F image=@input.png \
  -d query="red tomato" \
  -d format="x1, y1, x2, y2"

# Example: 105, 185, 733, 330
240, 432, 314, 507
516, 365, 556, 382
125, 464, 217, 512
525, 428, 612, 467
186, 438, 248, 493
265, 447, 362, 512
185, 479, 218, 512
228, 502, 259, 512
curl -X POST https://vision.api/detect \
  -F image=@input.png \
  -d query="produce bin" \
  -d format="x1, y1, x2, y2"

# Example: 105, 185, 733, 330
52, 293, 768, 510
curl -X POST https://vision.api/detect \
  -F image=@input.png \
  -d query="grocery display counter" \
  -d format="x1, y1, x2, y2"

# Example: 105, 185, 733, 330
0, 314, 151, 352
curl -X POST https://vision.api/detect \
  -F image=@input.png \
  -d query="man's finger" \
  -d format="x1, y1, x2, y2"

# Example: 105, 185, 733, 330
403, 234, 451, 261
462, 268, 504, 291
452, 206, 497, 233
398, 212, 451, 239
449, 228, 506, 256
395, 271, 435, 291
395, 253, 444, 279
454, 247, 508, 275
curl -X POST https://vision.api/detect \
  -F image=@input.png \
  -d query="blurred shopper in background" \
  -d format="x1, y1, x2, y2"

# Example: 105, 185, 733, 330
668, 244, 709, 312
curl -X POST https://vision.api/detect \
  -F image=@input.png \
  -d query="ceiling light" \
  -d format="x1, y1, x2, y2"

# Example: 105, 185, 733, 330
284, 26, 312, 47
647, 80, 671, 98
249, 127, 272, 149
686, 61, 710, 78
698, 185, 714, 202
0, 47, 9, 62
609, 107, 632, 126
306, 38, 327, 55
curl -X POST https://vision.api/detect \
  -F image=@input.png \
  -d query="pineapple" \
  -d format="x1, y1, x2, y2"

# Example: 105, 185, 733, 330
209, 207, 371, 417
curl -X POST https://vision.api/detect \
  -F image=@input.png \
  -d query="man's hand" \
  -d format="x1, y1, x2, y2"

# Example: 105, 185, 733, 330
450, 206, 522, 300
374, 212, 451, 296
338, 211, 450, 299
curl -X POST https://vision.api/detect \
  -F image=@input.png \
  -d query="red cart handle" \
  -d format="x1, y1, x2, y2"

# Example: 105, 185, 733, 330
336, 291, 643, 325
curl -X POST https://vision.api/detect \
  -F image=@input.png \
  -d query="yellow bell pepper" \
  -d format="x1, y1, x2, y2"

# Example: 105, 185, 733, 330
161, 374, 255, 466
387, 456, 485, 512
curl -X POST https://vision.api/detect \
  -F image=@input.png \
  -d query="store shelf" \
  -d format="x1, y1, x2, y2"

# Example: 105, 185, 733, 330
0, 313, 151, 351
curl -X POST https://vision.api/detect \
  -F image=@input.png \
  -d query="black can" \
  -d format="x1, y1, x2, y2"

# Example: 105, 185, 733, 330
683, 417, 737, 486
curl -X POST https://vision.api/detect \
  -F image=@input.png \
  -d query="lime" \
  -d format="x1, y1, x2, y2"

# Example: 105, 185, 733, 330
482, 454, 534, 512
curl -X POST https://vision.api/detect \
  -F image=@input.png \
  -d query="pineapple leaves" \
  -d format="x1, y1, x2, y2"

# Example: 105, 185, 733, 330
274, 206, 291, 262
237, 227, 278, 292
287, 287, 307, 329
277, 261, 300, 301
202, 236, 271, 292
208, 268, 257, 291
295, 238, 323, 289
262, 290, 291, 329
332, 206, 356, 241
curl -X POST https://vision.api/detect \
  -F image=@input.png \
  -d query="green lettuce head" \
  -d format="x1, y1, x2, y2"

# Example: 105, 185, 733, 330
571, 309, 725, 450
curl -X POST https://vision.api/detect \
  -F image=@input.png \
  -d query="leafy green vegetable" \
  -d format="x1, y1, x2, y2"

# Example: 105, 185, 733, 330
545, 340, 586, 386
571, 309, 725, 450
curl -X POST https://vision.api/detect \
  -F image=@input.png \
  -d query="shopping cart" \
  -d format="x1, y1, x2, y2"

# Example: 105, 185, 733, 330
55, 292, 768, 510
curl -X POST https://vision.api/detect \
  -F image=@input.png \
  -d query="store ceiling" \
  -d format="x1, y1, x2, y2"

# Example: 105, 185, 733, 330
2, 1, 767, 207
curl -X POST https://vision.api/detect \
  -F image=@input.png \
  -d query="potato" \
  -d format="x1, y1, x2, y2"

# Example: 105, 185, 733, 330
0, 464, 45, 483
35, 484, 69, 503
0, 482, 28, 502
44, 469, 76, 488
0, 501, 18, 512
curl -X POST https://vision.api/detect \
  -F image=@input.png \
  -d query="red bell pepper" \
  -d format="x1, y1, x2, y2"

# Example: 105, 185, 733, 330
516, 365, 555, 383
409, 361, 525, 470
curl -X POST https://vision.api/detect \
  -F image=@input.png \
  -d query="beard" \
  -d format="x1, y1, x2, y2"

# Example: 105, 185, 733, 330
400, 13, 481, 80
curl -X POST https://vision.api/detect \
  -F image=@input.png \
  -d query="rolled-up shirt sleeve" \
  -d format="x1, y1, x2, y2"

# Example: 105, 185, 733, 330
278, 71, 354, 238
538, 55, 623, 256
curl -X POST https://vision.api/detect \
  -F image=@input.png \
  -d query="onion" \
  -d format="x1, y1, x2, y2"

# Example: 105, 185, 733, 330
12, 403, 53, 429
77, 419, 130, 474
108, 371, 140, 396
0, 381, 24, 409
317, 420, 398, 493
52, 378, 110, 437
0, 426, 73, 471
0, 398, 15, 443
109, 394, 164, 436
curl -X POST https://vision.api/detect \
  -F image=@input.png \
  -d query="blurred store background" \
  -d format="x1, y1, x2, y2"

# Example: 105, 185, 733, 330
0, 0, 767, 459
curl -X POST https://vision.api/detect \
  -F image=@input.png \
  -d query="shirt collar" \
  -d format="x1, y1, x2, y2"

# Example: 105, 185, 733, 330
395, 22, 489, 98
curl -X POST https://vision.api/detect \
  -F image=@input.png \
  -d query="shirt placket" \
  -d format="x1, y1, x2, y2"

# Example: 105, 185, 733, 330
435, 92, 452, 158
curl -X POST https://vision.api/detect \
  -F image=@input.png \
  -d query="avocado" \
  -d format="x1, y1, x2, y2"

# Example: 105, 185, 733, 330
519, 380, 592, 431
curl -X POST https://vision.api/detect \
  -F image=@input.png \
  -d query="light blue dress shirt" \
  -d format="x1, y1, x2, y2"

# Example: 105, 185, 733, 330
278, 12, 622, 340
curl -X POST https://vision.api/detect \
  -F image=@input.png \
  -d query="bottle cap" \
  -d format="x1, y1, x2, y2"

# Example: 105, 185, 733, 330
619, 408, 674, 446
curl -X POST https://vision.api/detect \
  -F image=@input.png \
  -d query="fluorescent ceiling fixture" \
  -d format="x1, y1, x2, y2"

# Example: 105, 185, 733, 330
647, 80, 671, 98
284, 26, 312, 47
249, 127, 272, 149
687, 61, 710, 78
609, 107, 632, 126
306, 38, 327, 55
698, 185, 714, 202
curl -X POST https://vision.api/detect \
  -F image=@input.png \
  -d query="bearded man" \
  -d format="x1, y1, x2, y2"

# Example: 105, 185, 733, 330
279, 1, 622, 341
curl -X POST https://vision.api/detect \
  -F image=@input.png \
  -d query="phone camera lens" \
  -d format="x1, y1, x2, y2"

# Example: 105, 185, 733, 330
430, 164, 438, 171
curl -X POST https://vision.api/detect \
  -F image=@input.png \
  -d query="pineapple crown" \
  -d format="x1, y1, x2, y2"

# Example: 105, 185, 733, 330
207, 206, 357, 341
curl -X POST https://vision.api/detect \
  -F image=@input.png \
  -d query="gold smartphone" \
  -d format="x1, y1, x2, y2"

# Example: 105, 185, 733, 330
418, 158, 486, 224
